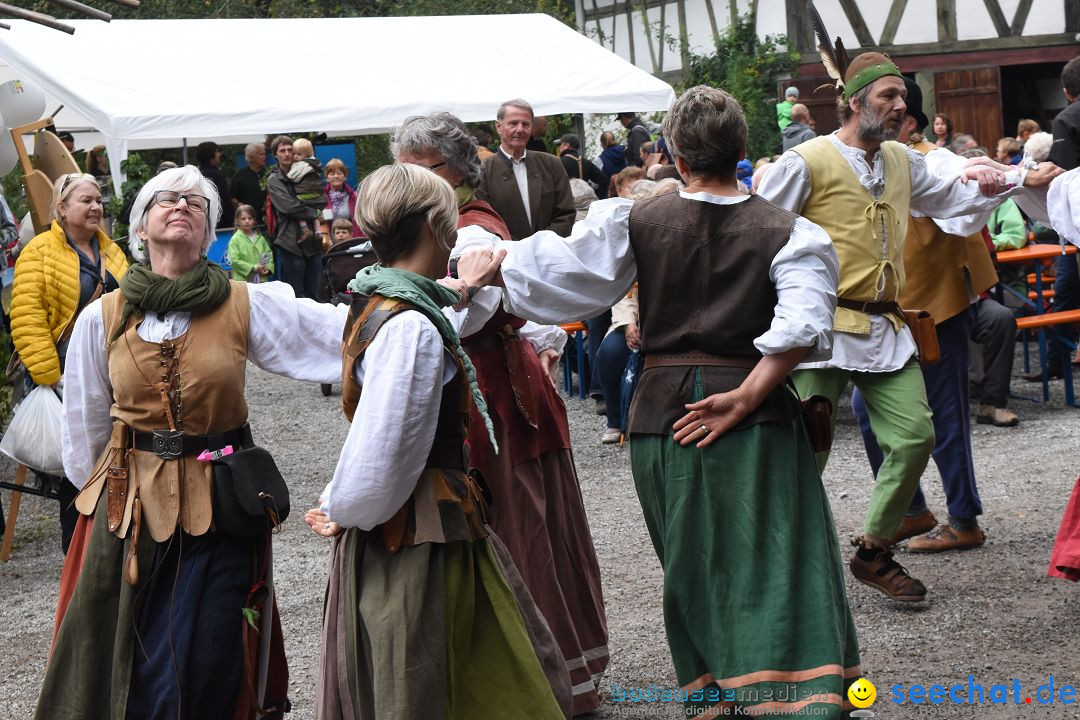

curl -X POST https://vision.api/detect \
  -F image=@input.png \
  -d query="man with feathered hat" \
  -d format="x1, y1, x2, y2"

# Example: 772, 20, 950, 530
759, 47, 1061, 603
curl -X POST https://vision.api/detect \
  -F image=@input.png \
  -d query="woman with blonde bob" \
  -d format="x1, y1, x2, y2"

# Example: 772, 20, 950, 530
11, 172, 128, 552
39, 164, 350, 719
304, 163, 570, 719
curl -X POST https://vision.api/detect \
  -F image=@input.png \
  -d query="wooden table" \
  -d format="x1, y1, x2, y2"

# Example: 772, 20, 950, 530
995, 244, 1079, 405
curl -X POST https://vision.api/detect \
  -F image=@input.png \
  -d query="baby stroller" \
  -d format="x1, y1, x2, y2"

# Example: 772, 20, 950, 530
319, 238, 378, 396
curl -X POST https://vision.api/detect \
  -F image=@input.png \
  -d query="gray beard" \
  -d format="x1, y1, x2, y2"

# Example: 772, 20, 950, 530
857, 111, 899, 142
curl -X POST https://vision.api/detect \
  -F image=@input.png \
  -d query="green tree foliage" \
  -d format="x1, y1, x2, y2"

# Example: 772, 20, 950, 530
30, 0, 574, 24
680, 12, 798, 162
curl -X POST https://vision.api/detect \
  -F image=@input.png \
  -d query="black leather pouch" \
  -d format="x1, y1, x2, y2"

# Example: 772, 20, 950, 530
211, 447, 290, 537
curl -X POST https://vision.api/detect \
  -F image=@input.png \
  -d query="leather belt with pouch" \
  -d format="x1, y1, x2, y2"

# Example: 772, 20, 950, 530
836, 297, 941, 365
132, 423, 290, 538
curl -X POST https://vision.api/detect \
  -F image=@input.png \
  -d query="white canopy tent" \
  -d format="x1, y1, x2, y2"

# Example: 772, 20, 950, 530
0, 15, 675, 190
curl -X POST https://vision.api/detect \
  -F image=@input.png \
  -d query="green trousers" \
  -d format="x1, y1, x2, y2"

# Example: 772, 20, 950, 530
791, 360, 934, 539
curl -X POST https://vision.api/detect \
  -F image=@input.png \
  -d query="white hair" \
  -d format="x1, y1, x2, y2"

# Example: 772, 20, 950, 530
1023, 132, 1053, 163
244, 142, 264, 162
127, 165, 221, 263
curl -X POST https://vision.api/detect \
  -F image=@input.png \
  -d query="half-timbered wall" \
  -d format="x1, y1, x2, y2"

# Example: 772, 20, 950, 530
578, 0, 1079, 146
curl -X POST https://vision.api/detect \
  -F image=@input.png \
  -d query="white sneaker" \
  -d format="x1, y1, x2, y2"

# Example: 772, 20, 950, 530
601, 428, 622, 444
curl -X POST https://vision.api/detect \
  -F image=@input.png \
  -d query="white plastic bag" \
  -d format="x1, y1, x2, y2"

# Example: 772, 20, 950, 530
0, 385, 64, 475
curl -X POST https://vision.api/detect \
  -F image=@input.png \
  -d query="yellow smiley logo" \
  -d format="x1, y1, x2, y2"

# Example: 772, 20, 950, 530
848, 678, 877, 709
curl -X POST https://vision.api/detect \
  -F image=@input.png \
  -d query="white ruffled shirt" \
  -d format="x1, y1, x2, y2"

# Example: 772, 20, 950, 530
1049, 167, 1080, 248
62, 281, 350, 489
458, 194, 840, 365
758, 133, 1031, 372
62, 274, 563, 533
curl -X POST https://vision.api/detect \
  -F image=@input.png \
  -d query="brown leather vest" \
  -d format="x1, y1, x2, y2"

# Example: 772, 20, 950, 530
341, 293, 468, 471
627, 193, 800, 434
339, 293, 486, 553
75, 282, 251, 542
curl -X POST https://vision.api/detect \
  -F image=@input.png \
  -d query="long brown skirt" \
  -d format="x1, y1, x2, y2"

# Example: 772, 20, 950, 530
487, 448, 610, 715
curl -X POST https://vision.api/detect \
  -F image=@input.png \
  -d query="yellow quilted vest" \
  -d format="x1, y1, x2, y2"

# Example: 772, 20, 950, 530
793, 136, 911, 334
899, 140, 998, 325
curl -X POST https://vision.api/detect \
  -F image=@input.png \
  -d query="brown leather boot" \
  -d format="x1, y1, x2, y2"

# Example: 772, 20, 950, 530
888, 510, 938, 546
908, 523, 985, 553
849, 545, 927, 602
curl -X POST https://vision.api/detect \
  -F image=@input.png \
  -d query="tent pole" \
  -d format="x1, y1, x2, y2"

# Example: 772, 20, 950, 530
182, 138, 188, 165
573, 113, 585, 148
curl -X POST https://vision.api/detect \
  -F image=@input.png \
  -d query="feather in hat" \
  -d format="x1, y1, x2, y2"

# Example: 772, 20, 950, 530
809, 1, 850, 94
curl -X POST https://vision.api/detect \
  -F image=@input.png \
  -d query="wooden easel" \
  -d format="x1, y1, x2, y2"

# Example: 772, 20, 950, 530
0, 464, 28, 561
11, 118, 81, 234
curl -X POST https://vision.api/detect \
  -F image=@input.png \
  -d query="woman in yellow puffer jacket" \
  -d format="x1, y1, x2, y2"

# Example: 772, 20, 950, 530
10, 172, 127, 552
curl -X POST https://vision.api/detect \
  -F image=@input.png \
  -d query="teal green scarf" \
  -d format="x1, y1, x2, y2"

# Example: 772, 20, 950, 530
348, 264, 498, 452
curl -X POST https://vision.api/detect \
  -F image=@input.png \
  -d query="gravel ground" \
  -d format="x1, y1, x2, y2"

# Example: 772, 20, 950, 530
2, 348, 1079, 719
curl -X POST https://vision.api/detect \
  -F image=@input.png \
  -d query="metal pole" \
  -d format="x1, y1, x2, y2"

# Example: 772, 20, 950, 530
46, 0, 111, 21
181, 138, 188, 165
0, 3, 74, 33
99, 0, 139, 7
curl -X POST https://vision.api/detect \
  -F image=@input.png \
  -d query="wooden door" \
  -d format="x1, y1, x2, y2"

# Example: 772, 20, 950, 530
934, 68, 1003, 149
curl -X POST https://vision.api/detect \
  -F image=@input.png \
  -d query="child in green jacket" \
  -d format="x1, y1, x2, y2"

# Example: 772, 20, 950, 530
228, 204, 274, 282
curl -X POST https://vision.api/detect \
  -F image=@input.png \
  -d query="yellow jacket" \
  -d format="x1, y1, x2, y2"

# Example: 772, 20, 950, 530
11, 221, 129, 385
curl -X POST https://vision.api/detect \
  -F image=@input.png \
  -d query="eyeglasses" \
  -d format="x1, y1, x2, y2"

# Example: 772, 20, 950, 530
151, 190, 209, 213
427, 161, 446, 171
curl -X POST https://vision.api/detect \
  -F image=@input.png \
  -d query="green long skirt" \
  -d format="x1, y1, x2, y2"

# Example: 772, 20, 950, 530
630, 416, 861, 718
316, 526, 570, 719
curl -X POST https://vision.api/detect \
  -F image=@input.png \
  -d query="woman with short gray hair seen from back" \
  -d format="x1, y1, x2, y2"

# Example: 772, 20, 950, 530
304, 163, 570, 719
38, 164, 354, 719
391, 111, 610, 716
454, 85, 858, 718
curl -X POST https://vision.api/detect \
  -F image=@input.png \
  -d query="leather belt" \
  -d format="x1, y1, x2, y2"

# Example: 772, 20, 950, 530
131, 424, 252, 460
836, 297, 904, 316
643, 352, 758, 370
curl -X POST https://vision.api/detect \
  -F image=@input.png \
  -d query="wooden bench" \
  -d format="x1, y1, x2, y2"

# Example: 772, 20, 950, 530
559, 322, 589, 399
1015, 308, 1080, 330
1015, 309, 1080, 407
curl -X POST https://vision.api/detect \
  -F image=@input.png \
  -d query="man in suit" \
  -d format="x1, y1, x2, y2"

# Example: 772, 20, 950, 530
479, 98, 575, 240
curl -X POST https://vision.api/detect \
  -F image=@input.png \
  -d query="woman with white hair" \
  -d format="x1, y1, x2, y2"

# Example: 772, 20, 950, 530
10, 172, 128, 552
303, 163, 570, 719
37, 165, 349, 719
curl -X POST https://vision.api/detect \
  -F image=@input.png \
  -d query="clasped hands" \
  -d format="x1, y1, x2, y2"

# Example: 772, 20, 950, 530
437, 248, 507, 310
959, 156, 1062, 195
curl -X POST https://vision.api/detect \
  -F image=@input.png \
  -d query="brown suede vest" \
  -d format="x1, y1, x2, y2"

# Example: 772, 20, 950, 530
627, 193, 800, 434
75, 282, 251, 542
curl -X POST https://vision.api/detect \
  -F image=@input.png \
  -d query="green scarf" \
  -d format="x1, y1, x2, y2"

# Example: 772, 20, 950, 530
455, 184, 476, 208
348, 264, 498, 452
109, 259, 232, 344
